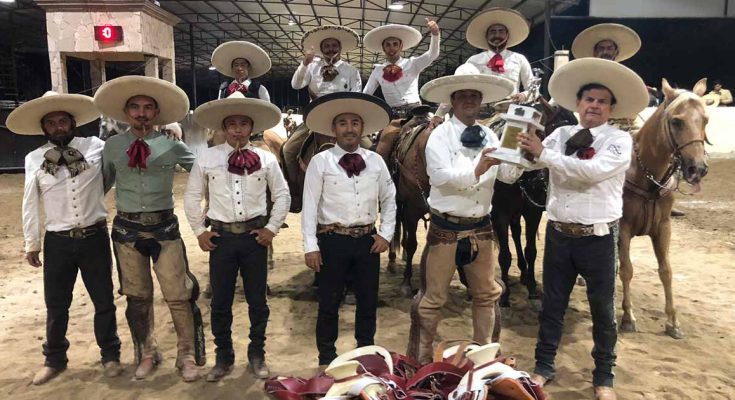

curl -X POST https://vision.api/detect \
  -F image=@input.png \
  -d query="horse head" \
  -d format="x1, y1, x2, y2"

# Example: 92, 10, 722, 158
659, 78, 709, 186
536, 97, 578, 139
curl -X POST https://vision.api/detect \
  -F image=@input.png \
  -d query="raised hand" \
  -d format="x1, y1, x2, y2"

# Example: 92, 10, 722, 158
304, 46, 316, 66
426, 17, 440, 36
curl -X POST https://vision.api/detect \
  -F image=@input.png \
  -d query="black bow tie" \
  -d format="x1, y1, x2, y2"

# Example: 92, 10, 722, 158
564, 128, 593, 156
460, 125, 485, 148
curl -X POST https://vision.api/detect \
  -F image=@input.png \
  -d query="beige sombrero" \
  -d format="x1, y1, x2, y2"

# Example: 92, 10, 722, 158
571, 23, 641, 61
701, 93, 721, 107
420, 63, 515, 104
304, 92, 391, 136
94, 75, 190, 125
6, 91, 99, 135
302, 25, 360, 55
324, 361, 386, 397
363, 24, 423, 53
211, 41, 272, 79
466, 8, 530, 49
548, 58, 648, 118
193, 91, 281, 134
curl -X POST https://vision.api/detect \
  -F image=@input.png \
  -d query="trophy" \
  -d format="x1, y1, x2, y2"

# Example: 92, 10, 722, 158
490, 104, 544, 168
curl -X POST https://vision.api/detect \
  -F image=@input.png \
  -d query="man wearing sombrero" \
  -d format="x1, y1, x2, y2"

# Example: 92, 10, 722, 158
183, 92, 290, 381
434, 8, 534, 122
95, 76, 205, 382
301, 92, 396, 368
572, 23, 641, 63
407, 63, 522, 364
10, 92, 122, 385
518, 58, 649, 400
212, 40, 272, 101
362, 18, 440, 118
283, 25, 363, 212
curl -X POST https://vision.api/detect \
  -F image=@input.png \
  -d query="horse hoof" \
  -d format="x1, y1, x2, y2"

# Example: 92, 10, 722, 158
576, 277, 587, 287
665, 324, 684, 339
400, 284, 413, 298
387, 262, 397, 274
529, 299, 542, 312
620, 320, 637, 333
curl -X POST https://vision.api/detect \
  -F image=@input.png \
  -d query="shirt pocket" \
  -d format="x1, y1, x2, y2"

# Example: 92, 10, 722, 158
246, 169, 268, 193
37, 172, 61, 193
355, 171, 380, 205
565, 192, 605, 220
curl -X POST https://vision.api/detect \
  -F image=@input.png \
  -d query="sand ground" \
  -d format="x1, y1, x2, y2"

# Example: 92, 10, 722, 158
1, 159, 734, 399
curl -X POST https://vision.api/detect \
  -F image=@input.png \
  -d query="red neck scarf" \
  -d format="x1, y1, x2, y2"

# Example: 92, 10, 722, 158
382, 64, 404, 83
227, 147, 261, 175
226, 81, 248, 96
126, 139, 151, 169
487, 53, 505, 73
338, 153, 366, 178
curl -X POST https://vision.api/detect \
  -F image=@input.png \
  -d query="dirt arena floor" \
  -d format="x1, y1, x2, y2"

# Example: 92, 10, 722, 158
0, 159, 733, 400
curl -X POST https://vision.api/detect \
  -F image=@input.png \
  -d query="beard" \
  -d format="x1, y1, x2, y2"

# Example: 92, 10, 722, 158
44, 129, 75, 147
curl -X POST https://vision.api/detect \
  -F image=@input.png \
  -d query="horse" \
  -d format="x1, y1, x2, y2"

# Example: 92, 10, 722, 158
619, 78, 709, 339
484, 99, 577, 310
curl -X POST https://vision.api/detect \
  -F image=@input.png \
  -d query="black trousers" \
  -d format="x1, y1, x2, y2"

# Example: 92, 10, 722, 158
42, 228, 121, 369
534, 224, 618, 387
209, 231, 269, 365
316, 233, 380, 365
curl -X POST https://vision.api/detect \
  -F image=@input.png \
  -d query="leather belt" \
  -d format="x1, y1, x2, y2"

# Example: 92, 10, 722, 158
317, 223, 374, 238
118, 209, 174, 225
49, 219, 106, 239
549, 220, 618, 237
430, 208, 486, 226
209, 216, 268, 234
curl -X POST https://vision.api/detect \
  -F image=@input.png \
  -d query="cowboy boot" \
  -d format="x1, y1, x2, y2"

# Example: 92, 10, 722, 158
32, 366, 66, 385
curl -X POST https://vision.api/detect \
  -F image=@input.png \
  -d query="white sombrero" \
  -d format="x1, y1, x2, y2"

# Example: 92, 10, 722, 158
6, 91, 99, 136
571, 23, 641, 62
94, 75, 190, 125
466, 8, 530, 49
363, 24, 423, 53
548, 58, 648, 118
211, 41, 272, 79
302, 25, 360, 55
327, 345, 394, 376
193, 91, 281, 134
420, 63, 515, 104
324, 361, 386, 397
304, 92, 391, 136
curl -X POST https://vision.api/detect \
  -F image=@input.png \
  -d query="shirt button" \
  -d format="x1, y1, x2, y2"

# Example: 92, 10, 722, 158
72, 189, 75, 192
258, 178, 261, 181
239, 212, 243, 215
237, 201, 241, 205
236, 181, 239, 184
73, 205, 77, 208
142, 206, 146, 209
75, 214, 79, 217
236, 192, 240, 195
73, 197, 76, 200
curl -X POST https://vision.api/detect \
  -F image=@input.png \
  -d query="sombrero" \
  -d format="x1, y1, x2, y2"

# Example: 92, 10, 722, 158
94, 75, 190, 125
571, 23, 641, 62
193, 91, 282, 134
304, 92, 391, 136
548, 58, 648, 118
465, 8, 530, 49
701, 93, 721, 107
324, 361, 386, 397
302, 25, 360, 55
327, 345, 394, 376
6, 91, 99, 136
363, 24, 423, 53
211, 41, 272, 79
420, 63, 515, 104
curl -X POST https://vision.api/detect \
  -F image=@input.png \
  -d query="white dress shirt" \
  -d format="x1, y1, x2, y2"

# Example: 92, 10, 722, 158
363, 34, 440, 108
535, 123, 632, 232
218, 78, 271, 102
22, 136, 107, 252
436, 49, 533, 117
183, 142, 291, 237
291, 58, 362, 98
301, 145, 397, 253
425, 116, 522, 218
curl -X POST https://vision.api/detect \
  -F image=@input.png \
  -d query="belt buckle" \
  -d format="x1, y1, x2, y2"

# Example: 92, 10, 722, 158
69, 228, 84, 239
231, 223, 248, 234
141, 214, 156, 224
349, 227, 363, 238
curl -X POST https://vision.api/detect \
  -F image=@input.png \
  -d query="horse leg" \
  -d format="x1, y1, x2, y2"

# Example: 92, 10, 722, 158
619, 227, 636, 333
388, 219, 401, 274
492, 214, 513, 308
400, 215, 420, 298
522, 208, 543, 311
510, 213, 527, 284
651, 221, 682, 339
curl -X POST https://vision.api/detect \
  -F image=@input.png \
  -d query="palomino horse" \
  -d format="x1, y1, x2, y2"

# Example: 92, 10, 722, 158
484, 99, 577, 310
620, 78, 709, 339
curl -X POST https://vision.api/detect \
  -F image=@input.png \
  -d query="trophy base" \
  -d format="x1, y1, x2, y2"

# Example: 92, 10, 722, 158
489, 149, 535, 169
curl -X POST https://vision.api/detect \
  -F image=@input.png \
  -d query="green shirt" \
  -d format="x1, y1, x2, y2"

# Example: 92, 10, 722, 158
103, 130, 195, 213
